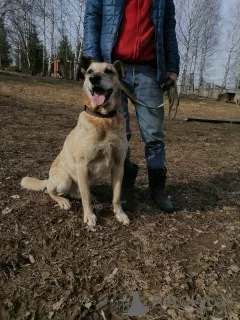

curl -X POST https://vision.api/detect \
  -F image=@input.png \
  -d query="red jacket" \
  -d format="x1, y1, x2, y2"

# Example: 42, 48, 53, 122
112, 0, 156, 62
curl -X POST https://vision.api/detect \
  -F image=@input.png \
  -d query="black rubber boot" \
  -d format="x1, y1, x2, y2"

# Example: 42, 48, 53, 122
148, 168, 174, 213
121, 163, 139, 211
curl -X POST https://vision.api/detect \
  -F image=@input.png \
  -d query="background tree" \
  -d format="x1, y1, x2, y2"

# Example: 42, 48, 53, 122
48, 0, 55, 76
73, 0, 84, 80
175, 0, 222, 92
176, 0, 206, 91
36, 0, 48, 75
57, 35, 73, 78
0, 15, 11, 68
20, 24, 43, 75
197, 0, 221, 93
220, 0, 240, 93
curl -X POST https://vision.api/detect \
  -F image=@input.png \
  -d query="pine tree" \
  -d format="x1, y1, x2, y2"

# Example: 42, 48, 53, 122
0, 16, 11, 69
57, 35, 73, 63
21, 24, 43, 75
57, 35, 74, 79
29, 25, 43, 75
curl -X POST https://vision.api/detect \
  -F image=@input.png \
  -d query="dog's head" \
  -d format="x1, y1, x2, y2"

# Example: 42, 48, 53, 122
83, 59, 125, 115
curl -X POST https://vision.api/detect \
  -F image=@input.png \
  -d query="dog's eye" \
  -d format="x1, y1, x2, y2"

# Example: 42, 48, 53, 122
104, 68, 114, 75
87, 69, 93, 75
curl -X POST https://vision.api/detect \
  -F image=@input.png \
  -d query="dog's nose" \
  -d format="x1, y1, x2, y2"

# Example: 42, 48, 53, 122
89, 74, 101, 85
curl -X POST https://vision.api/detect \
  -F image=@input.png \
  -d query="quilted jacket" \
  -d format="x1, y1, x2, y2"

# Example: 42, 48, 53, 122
83, 0, 180, 82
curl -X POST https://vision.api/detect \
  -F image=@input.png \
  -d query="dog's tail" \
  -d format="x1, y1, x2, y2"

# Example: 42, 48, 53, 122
21, 177, 48, 191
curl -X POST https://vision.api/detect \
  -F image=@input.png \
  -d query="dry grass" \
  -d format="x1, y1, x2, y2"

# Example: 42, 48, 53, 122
0, 72, 240, 320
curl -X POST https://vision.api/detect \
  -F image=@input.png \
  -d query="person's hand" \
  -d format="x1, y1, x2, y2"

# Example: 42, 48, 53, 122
162, 72, 178, 92
166, 72, 177, 81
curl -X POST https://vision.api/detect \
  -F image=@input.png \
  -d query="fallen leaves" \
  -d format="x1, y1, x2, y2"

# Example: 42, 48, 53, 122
96, 296, 108, 310
28, 254, 35, 264
10, 195, 20, 199
104, 268, 118, 283
184, 306, 195, 314
2, 207, 13, 215
230, 265, 239, 273
195, 278, 205, 291
1, 66, 240, 320
52, 290, 71, 311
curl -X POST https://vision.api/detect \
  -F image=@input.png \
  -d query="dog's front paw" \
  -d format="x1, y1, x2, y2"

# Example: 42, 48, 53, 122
84, 212, 97, 227
58, 198, 71, 210
115, 211, 130, 225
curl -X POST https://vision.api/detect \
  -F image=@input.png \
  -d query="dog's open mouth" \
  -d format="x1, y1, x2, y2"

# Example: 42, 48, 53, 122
90, 86, 113, 106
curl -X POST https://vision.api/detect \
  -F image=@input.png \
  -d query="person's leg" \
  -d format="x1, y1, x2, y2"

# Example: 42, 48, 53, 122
119, 90, 132, 168
118, 64, 133, 167
118, 64, 139, 211
133, 64, 174, 212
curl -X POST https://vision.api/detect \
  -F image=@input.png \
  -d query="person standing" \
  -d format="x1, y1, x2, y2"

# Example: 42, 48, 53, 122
84, 0, 180, 213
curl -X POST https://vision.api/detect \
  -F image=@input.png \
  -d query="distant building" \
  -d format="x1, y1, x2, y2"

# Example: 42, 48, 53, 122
50, 58, 84, 80
51, 58, 73, 79
218, 89, 240, 103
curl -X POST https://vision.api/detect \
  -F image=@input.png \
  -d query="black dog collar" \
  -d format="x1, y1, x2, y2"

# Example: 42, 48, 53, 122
84, 105, 117, 118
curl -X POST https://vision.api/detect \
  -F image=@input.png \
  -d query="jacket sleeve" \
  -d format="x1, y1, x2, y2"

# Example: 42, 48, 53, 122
163, 0, 180, 75
83, 0, 103, 61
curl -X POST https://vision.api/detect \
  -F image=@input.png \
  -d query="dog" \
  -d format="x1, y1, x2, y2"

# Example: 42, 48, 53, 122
236, 98, 240, 107
21, 59, 130, 227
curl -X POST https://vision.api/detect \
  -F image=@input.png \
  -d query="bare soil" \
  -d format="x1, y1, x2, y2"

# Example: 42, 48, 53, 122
0, 72, 240, 320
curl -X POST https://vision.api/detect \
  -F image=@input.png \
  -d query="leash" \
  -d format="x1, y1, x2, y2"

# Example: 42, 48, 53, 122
116, 79, 147, 107
149, 77, 179, 120
162, 77, 180, 120
119, 77, 179, 120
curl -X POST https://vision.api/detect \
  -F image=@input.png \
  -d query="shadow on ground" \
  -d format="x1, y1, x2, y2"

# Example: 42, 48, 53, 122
91, 170, 240, 216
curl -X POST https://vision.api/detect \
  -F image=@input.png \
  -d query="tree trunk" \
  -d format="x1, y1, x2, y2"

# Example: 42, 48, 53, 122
25, 22, 31, 74
220, 0, 240, 94
48, 0, 54, 76
0, 14, 3, 69
74, 0, 84, 80
42, 0, 46, 75
197, 0, 213, 96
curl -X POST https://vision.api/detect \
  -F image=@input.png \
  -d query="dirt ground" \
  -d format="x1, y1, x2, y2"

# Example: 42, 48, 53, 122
0, 72, 240, 320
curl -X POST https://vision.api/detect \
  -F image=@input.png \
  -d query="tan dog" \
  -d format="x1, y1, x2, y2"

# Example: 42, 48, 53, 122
236, 98, 240, 107
21, 60, 130, 227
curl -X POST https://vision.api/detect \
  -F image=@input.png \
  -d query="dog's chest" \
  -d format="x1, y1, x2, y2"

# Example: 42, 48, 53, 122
88, 138, 125, 182
96, 142, 115, 164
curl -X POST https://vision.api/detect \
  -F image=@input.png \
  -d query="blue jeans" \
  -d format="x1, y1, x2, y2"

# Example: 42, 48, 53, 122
119, 63, 165, 169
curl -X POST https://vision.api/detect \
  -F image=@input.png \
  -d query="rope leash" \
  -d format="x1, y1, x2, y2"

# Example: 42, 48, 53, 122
120, 76, 180, 120
150, 77, 180, 120
164, 78, 180, 120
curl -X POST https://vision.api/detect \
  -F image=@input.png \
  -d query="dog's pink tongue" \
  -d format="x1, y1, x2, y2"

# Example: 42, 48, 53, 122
93, 93, 105, 105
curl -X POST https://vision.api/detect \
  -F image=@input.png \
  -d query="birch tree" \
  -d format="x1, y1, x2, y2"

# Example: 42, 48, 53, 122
220, 0, 240, 93
175, 0, 222, 93
0, 14, 11, 68
197, 0, 221, 93
7, 0, 35, 72
48, 0, 54, 76
42, 0, 46, 75
73, 0, 84, 80
176, 0, 206, 91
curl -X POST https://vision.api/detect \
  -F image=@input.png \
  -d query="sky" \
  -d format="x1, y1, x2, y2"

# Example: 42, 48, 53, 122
210, 0, 238, 86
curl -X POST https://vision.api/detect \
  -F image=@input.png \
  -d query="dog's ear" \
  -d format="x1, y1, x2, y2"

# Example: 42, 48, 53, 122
113, 60, 126, 79
80, 56, 94, 76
